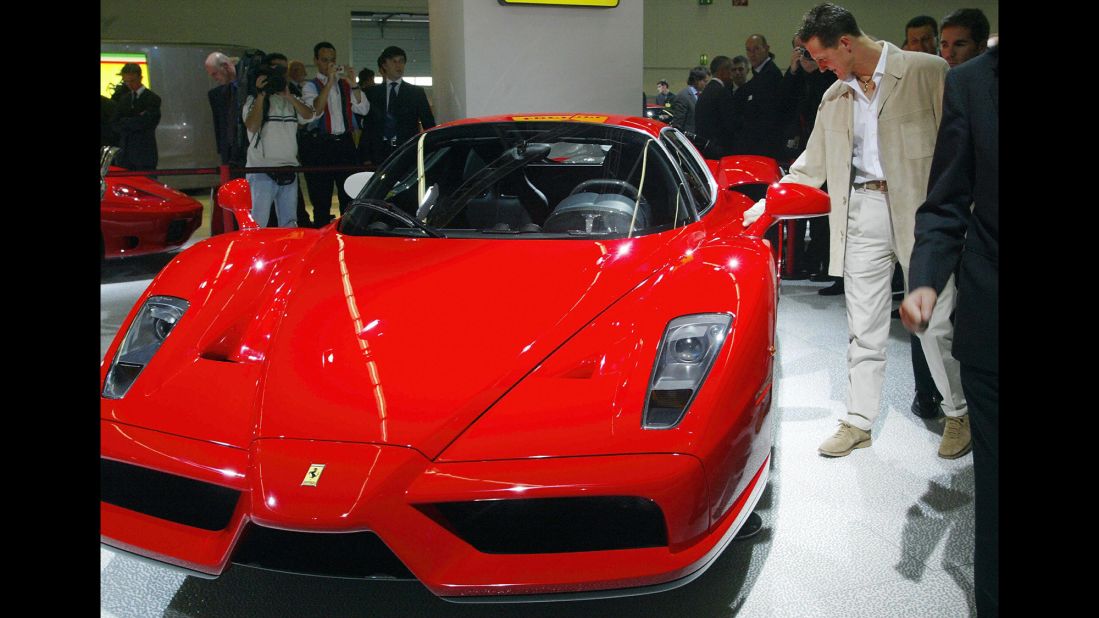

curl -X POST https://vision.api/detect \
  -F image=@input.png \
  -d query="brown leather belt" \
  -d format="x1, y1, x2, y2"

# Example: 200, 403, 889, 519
853, 180, 888, 192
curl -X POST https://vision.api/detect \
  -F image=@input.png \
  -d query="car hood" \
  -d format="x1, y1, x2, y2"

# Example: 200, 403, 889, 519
255, 229, 685, 458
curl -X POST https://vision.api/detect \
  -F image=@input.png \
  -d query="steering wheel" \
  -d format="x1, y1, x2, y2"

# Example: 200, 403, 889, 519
569, 178, 641, 202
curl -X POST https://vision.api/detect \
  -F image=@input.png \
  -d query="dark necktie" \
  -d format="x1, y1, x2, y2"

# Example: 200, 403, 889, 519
384, 82, 398, 142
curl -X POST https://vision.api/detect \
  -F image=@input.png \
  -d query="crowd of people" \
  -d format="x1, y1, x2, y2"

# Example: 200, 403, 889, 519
203, 42, 436, 230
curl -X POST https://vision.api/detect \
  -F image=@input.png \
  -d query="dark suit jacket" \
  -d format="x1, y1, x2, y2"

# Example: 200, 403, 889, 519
693, 79, 738, 159
208, 83, 236, 165
112, 88, 161, 170
669, 86, 697, 134
909, 47, 998, 373
778, 67, 836, 164
359, 81, 436, 164
731, 58, 784, 159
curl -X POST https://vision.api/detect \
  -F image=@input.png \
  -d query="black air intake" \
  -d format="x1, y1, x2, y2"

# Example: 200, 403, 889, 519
421, 495, 668, 554
100, 458, 240, 531
231, 524, 415, 579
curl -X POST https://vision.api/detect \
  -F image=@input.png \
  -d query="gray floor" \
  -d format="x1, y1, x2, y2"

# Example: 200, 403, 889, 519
100, 234, 975, 617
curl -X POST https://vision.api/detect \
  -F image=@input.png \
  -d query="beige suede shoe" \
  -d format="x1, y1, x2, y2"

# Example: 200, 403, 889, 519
938, 414, 972, 459
818, 421, 872, 457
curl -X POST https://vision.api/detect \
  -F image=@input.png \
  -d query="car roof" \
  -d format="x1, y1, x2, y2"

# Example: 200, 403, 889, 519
436, 113, 666, 138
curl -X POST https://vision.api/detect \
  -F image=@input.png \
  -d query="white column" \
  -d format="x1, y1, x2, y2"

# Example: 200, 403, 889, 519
428, 0, 643, 123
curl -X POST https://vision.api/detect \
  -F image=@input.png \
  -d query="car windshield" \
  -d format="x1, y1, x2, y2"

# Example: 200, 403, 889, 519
342, 121, 696, 239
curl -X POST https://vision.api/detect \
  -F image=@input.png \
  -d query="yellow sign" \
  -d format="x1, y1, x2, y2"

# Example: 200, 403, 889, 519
512, 114, 609, 123
301, 464, 326, 487
499, 0, 618, 6
101, 52, 150, 98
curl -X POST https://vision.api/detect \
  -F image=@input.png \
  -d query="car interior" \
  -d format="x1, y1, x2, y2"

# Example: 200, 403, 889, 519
342, 123, 695, 238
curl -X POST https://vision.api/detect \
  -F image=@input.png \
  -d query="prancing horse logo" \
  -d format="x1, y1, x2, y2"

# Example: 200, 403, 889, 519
301, 464, 326, 487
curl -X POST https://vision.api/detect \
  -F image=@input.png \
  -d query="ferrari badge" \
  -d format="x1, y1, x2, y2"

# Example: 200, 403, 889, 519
301, 464, 325, 487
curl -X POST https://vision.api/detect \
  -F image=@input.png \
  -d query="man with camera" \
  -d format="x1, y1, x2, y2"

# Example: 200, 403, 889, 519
242, 54, 314, 228
300, 41, 369, 227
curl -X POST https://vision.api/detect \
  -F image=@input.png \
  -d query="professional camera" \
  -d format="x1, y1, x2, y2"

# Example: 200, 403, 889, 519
257, 64, 287, 95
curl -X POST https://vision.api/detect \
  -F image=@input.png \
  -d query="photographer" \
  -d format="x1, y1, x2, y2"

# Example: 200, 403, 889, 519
243, 55, 314, 228
300, 41, 369, 227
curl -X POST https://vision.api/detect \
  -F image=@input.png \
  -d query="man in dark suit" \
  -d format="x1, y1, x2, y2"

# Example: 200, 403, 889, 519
205, 52, 238, 167
358, 45, 436, 167
731, 35, 785, 159
901, 44, 998, 617
693, 56, 738, 160
111, 63, 161, 171
670, 65, 708, 136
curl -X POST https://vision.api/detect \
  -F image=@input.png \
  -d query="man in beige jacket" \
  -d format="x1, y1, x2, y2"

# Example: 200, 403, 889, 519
745, 3, 968, 458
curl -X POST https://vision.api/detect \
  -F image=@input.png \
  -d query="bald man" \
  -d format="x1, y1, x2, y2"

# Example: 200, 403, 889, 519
731, 34, 785, 159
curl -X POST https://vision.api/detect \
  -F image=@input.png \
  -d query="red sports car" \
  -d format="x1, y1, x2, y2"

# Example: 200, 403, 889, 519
100, 113, 827, 601
101, 165, 204, 259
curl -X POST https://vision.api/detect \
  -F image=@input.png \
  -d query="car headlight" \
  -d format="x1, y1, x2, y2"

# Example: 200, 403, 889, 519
102, 296, 189, 399
643, 313, 732, 429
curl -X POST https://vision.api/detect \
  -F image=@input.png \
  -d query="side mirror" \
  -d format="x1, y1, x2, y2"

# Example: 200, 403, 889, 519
216, 178, 259, 231
743, 182, 830, 237
343, 171, 374, 199
100, 146, 120, 201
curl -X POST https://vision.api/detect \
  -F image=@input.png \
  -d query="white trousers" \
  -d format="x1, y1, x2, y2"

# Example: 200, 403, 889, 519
842, 188, 966, 431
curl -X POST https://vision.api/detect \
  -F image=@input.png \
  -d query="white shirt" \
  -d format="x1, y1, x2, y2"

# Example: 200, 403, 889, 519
384, 79, 404, 109
242, 94, 313, 167
301, 74, 370, 135
844, 42, 889, 184
752, 56, 774, 73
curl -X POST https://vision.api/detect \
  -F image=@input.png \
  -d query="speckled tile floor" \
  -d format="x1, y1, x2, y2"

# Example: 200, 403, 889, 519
100, 264, 977, 617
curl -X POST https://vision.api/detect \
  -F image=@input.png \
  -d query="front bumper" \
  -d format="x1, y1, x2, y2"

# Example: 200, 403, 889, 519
101, 420, 768, 600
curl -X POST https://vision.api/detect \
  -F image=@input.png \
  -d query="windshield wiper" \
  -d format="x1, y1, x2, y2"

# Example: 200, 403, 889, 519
350, 199, 444, 238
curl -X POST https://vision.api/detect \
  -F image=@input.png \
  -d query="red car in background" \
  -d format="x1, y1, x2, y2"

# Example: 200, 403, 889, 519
101, 154, 203, 259
100, 114, 827, 601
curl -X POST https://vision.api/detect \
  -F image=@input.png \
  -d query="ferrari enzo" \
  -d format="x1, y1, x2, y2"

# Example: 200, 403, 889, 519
100, 113, 827, 601
100, 146, 204, 260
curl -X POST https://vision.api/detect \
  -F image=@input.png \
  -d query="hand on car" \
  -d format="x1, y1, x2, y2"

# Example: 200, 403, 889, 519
742, 199, 766, 227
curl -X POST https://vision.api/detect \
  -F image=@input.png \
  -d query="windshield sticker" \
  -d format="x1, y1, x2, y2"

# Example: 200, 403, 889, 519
511, 114, 609, 123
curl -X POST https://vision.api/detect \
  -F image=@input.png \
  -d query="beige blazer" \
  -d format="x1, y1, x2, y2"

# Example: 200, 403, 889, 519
781, 42, 947, 276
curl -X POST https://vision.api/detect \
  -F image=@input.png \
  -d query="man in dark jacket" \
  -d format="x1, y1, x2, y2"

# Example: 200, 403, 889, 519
693, 56, 738, 159
358, 45, 436, 167
111, 63, 161, 171
670, 65, 709, 136
730, 35, 784, 159
901, 45, 998, 618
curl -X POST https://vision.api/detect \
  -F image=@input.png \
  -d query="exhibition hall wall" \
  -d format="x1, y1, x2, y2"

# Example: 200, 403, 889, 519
100, 0, 1000, 117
